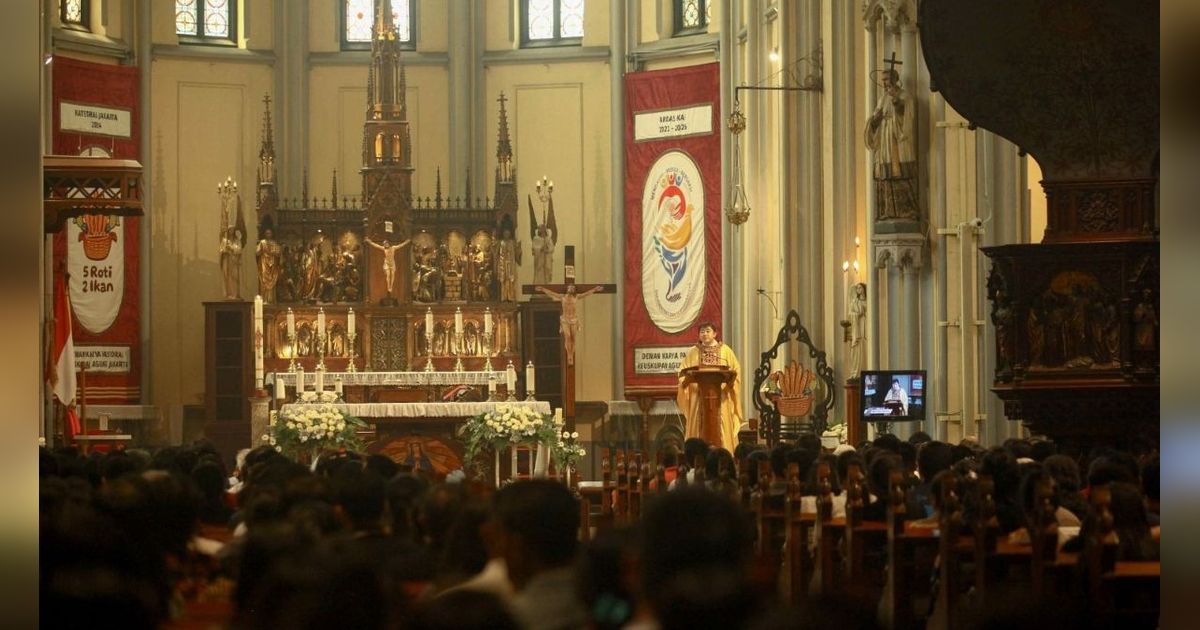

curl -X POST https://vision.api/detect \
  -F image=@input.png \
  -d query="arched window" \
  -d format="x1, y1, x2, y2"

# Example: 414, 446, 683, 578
60, 0, 89, 31
176, 0, 237, 43
343, 0, 415, 51
674, 0, 710, 36
521, 0, 584, 48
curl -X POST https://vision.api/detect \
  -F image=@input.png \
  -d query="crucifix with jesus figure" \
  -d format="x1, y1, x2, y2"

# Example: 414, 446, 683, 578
522, 245, 615, 419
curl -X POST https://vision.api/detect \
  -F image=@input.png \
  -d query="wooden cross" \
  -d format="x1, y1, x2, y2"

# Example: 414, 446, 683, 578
521, 245, 616, 420
884, 51, 903, 71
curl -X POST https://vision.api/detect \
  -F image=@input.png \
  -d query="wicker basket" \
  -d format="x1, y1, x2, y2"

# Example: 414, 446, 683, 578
82, 232, 117, 260
773, 394, 813, 417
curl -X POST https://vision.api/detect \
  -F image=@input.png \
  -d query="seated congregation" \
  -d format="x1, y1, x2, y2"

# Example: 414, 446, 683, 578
39, 434, 1160, 629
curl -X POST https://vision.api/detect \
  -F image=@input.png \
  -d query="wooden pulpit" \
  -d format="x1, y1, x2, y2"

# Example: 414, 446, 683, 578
680, 365, 736, 448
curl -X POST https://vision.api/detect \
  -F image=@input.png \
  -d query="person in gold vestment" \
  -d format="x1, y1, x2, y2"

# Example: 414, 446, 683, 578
676, 322, 744, 450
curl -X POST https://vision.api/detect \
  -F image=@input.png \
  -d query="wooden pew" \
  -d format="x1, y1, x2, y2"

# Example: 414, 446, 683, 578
614, 450, 630, 523
1029, 474, 1060, 596
810, 462, 843, 596
627, 452, 643, 520
970, 474, 1000, 601
781, 465, 816, 603
928, 472, 965, 630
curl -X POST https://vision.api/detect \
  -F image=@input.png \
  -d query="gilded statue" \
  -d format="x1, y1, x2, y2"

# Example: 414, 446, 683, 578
846, 282, 867, 378
413, 245, 445, 303
467, 240, 495, 302
218, 179, 246, 300
255, 227, 282, 302
865, 66, 920, 221
495, 223, 522, 301
529, 194, 558, 285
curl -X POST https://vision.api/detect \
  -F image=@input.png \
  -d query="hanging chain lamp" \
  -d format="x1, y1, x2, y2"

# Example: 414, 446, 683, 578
725, 100, 750, 226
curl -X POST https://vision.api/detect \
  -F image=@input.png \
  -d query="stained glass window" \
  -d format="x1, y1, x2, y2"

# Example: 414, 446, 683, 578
675, 0, 709, 35
344, 0, 414, 49
522, 0, 584, 46
176, 0, 236, 42
61, 0, 87, 28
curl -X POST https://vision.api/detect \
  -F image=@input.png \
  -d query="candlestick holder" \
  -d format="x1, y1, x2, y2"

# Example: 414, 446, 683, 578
287, 331, 298, 372
346, 331, 358, 373
487, 373, 498, 402
453, 331, 465, 372
483, 331, 495, 372
424, 329, 435, 372
315, 331, 327, 372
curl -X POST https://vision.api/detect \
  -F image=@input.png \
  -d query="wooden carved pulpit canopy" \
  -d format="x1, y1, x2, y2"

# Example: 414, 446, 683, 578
752, 310, 836, 447
43, 155, 144, 232
920, 0, 1158, 449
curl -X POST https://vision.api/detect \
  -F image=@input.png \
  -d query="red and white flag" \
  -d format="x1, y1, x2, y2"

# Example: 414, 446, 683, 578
48, 271, 81, 439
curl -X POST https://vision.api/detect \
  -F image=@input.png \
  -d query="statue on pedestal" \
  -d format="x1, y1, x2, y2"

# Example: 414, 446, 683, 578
529, 193, 557, 285
495, 222, 522, 301
255, 227, 282, 302
866, 61, 920, 222
217, 178, 246, 300
845, 282, 867, 378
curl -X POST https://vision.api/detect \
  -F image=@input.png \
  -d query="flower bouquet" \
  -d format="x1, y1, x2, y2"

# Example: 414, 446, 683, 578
297, 390, 340, 404
552, 430, 587, 485
460, 405, 567, 484
262, 402, 366, 460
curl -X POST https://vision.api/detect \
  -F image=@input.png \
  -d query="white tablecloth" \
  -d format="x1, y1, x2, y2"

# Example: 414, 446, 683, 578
280, 400, 551, 419
273, 370, 507, 387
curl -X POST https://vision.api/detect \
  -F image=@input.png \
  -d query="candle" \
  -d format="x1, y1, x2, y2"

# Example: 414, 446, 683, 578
526, 361, 536, 395
347, 308, 355, 334
315, 367, 325, 393
275, 374, 285, 399
317, 308, 326, 338
484, 308, 493, 335
425, 308, 434, 335
253, 296, 264, 387
334, 378, 343, 397
296, 365, 305, 391
287, 308, 296, 338
507, 364, 516, 392
488, 375, 496, 397
554, 407, 563, 424
454, 308, 464, 336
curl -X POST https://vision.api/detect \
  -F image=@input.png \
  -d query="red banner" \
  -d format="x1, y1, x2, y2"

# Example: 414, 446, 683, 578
51, 57, 142, 404
623, 63, 722, 395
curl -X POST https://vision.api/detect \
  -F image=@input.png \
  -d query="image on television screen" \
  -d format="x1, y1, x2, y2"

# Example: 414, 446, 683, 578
860, 370, 926, 422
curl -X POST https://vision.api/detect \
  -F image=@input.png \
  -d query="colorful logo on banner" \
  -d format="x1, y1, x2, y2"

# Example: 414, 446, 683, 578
642, 151, 706, 333
67, 215, 124, 335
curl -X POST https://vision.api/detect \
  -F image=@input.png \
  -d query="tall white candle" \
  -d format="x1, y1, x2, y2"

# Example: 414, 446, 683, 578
454, 308, 464, 336
488, 375, 496, 397
526, 361, 536, 395
334, 378, 343, 397
287, 308, 296, 338
296, 365, 305, 391
315, 367, 324, 393
275, 374, 285, 399
317, 308, 326, 338
347, 308, 355, 333
425, 308, 434, 335
484, 309, 493, 335
253, 296, 264, 388
507, 364, 516, 392
554, 407, 563, 424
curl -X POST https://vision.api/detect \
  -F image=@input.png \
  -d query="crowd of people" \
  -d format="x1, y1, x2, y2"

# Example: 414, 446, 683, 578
39, 432, 1159, 629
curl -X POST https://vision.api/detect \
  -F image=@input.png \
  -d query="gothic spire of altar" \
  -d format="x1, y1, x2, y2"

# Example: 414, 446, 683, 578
256, 93, 277, 215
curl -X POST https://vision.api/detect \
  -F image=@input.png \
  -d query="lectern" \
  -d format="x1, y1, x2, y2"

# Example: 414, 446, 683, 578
679, 365, 736, 448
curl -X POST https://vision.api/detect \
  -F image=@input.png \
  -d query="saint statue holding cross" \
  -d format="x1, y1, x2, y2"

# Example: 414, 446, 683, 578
865, 53, 920, 222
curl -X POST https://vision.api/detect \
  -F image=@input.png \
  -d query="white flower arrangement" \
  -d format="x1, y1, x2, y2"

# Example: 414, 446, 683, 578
460, 405, 567, 469
553, 430, 587, 471
262, 402, 365, 459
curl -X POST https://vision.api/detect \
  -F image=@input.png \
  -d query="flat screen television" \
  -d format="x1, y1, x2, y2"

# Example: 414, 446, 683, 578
860, 370, 926, 423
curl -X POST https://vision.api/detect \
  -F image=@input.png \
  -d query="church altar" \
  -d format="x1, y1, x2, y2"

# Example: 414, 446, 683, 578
273, 370, 508, 388
278, 400, 550, 419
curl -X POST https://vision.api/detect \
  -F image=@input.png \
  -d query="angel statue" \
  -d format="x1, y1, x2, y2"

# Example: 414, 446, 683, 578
218, 178, 247, 300
529, 193, 558, 285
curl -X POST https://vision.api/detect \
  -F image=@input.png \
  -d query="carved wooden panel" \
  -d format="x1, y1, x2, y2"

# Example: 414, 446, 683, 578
371, 316, 408, 371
